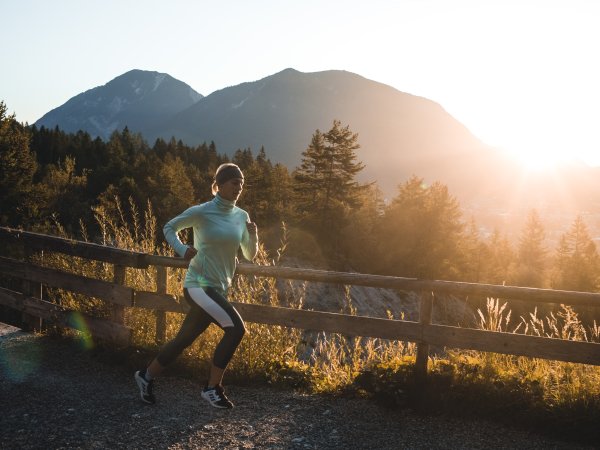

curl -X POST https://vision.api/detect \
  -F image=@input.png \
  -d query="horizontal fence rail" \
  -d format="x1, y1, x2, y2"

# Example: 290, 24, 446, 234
0, 256, 134, 306
0, 286, 131, 343
0, 227, 149, 268
1, 226, 600, 374
233, 264, 600, 307
144, 254, 600, 307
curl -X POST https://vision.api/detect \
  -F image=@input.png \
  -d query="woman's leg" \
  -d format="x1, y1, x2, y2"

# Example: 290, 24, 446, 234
186, 287, 246, 386
135, 289, 212, 403
148, 288, 212, 376
208, 365, 226, 387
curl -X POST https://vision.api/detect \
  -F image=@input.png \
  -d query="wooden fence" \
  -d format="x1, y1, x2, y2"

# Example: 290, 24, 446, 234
1, 226, 600, 382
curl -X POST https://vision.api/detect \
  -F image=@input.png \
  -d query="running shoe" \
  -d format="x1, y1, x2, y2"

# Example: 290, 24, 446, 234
201, 384, 234, 409
134, 370, 156, 404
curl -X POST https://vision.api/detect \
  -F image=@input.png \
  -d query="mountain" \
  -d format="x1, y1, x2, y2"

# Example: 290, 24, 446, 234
35, 69, 202, 140
36, 68, 600, 210
151, 68, 507, 198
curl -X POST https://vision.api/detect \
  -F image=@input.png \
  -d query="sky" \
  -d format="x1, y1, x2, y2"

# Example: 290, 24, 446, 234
2, 0, 599, 169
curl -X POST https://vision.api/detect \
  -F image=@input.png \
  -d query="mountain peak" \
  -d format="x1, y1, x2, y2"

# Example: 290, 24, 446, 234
35, 69, 202, 139
109, 69, 170, 90
272, 67, 301, 76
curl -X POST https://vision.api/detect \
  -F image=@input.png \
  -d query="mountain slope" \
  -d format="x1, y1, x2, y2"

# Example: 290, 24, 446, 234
33, 68, 517, 199
151, 68, 505, 197
35, 69, 202, 140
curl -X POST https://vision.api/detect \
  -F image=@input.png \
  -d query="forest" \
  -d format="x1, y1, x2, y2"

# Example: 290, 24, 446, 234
1, 100, 599, 293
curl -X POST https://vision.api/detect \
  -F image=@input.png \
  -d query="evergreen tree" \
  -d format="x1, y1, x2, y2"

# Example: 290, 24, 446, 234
293, 130, 327, 217
30, 125, 68, 167
484, 229, 516, 285
38, 156, 90, 232
145, 154, 195, 227
0, 101, 38, 227
266, 163, 293, 225
292, 120, 366, 257
515, 209, 547, 287
378, 176, 464, 279
232, 148, 254, 170
339, 183, 385, 272
552, 216, 600, 292
234, 147, 294, 228
459, 217, 485, 282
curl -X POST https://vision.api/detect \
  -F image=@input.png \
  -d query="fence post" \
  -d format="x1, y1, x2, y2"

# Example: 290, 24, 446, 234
415, 290, 434, 385
22, 247, 42, 331
112, 265, 126, 324
155, 266, 167, 345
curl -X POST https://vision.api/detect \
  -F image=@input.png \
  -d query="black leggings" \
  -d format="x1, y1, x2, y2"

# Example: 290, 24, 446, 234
156, 287, 246, 369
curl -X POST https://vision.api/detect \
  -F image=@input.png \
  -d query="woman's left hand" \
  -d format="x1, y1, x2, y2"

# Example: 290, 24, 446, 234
246, 221, 257, 235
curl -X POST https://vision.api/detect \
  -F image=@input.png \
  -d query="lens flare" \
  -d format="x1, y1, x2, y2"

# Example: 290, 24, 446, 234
66, 311, 95, 350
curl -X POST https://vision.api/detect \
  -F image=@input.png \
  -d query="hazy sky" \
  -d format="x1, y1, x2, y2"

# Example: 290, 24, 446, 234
2, 0, 599, 168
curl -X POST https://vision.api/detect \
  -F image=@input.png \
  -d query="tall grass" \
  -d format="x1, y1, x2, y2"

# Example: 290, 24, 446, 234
466, 298, 600, 412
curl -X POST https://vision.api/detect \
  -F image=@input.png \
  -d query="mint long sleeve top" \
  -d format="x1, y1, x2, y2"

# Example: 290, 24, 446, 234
163, 193, 258, 294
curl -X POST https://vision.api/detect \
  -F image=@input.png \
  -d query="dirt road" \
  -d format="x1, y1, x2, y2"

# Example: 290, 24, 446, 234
0, 323, 591, 449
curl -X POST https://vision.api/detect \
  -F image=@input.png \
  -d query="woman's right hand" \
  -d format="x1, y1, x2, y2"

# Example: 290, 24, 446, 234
184, 247, 197, 260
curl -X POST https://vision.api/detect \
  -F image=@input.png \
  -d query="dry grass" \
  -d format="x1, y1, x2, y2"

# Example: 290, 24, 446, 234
465, 298, 600, 410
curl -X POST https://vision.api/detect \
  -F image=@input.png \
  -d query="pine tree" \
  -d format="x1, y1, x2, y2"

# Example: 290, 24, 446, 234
0, 101, 38, 227
378, 176, 464, 279
515, 209, 547, 287
232, 148, 254, 170
38, 156, 90, 232
145, 154, 195, 226
268, 163, 293, 225
292, 120, 366, 256
484, 228, 515, 285
459, 217, 484, 282
293, 130, 328, 216
338, 183, 385, 272
552, 216, 599, 292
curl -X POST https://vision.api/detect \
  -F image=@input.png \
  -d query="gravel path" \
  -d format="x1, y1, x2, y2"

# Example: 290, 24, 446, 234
0, 323, 593, 449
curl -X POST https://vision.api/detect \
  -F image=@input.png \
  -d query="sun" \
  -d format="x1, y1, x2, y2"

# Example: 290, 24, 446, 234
446, 28, 600, 174
494, 119, 600, 172
503, 142, 569, 172
473, 110, 597, 173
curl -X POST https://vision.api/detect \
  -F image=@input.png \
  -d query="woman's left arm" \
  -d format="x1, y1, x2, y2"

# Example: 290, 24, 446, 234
240, 216, 258, 261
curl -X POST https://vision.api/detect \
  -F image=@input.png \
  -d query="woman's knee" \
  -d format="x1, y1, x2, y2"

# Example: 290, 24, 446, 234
237, 319, 247, 339
226, 322, 246, 342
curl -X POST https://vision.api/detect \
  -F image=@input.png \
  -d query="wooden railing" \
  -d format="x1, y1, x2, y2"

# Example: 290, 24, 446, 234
1, 226, 600, 383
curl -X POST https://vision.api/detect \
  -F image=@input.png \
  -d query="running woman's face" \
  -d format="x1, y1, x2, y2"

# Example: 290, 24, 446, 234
218, 177, 244, 202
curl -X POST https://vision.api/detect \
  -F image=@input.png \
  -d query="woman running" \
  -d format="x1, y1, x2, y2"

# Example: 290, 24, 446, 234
135, 163, 258, 408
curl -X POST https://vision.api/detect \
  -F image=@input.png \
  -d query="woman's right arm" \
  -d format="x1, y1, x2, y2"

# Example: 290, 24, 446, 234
163, 206, 199, 257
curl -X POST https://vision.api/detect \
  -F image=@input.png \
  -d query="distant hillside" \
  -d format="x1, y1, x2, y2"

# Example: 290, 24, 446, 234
35, 69, 202, 140
152, 68, 506, 198
34, 68, 600, 209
